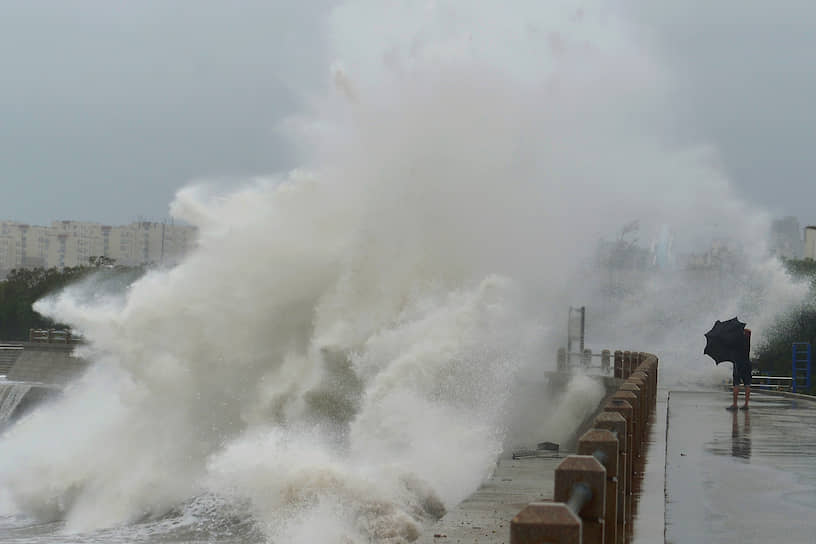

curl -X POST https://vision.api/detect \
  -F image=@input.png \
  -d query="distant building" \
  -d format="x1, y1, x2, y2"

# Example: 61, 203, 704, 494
650, 224, 675, 269
684, 239, 743, 271
770, 216, 803, 259
0, 220, 197, 276
0, 222, 50, 272
805, 226, 816, 260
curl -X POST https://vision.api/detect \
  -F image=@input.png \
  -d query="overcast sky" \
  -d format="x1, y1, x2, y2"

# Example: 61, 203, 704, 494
629, 1, 816, 228
1, 1, 815, 228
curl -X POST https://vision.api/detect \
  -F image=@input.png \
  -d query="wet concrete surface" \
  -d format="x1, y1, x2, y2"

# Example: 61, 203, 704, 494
417, 388, 668, 544
629, 388, 668, 544
665, 390, 816, 544
416, 454, 564, 543
417, 387, 816, 543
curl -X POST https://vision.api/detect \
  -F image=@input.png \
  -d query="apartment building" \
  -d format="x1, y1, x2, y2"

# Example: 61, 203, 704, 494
0, 220, 197, 274
805, 226, 816, 260
0, 222, 51, 271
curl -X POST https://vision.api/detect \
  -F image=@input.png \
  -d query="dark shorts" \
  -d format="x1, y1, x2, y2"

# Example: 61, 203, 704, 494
733, 362, 751, 387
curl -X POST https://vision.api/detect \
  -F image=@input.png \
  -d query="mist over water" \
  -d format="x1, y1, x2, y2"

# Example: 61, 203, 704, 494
0, 1, 806, 542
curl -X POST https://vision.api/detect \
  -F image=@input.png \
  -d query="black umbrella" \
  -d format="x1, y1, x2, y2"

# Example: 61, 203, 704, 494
704, 317, 746, 364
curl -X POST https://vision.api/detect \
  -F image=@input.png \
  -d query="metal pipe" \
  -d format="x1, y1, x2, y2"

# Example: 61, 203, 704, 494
591, 449, 608, 468
565, 482, 592, 514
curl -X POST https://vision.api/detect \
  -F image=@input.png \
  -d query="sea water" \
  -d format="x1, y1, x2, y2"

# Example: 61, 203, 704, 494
0, 1, 806, 542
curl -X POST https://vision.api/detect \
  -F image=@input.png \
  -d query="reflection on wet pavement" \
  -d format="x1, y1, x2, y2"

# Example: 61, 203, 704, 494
666, 391, 816, 543
628, 389, 668, 544
729, 409, 751, 459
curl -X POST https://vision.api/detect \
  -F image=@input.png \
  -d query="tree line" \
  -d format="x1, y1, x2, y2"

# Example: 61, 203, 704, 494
755, 258, 816, 393
0, 259, 144, 341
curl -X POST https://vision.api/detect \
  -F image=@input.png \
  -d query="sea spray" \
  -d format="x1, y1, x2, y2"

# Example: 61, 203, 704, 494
0, 384, 31, 425
0, 1, 808, 542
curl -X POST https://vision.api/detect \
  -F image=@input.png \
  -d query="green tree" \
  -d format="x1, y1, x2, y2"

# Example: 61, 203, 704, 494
755, 258, 816, 393
0, 264, 144, 341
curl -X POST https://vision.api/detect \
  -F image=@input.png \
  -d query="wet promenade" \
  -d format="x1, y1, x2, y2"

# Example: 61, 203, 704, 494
419, 387, 816, 543
666, 390, 816, 543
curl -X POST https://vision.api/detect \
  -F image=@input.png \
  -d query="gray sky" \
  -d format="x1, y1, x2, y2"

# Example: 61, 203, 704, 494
628, 0, 816, 228
2, 1, 815, 228
0, 1, 331, 225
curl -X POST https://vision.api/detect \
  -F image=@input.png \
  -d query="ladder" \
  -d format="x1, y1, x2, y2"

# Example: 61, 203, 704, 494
792, 342, 812, 393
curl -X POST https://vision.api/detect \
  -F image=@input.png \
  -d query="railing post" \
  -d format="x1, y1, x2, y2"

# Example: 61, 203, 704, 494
511, 503, 581, 543
601, 349, 611, 374
594, 411, 628, 529
611, 391, 640, 458
555, 455, 606, 543
638, 357, 658, 407
647, 355, 659, 391
622, 351, 632, 378
630, 369, 650, 399
613, 350, 623, 378
578, 429, 619, 544
604, 398, 634, 523
628, 372, 651, 421
619, 383, 645, 441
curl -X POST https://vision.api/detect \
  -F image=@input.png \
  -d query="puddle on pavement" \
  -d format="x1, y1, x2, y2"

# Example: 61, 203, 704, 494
626, 395, 666, 544
665, 391, 816, 543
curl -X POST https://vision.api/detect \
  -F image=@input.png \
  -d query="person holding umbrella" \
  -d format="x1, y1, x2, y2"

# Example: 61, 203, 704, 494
729, 328, 752, 410
704, 317, 753, 410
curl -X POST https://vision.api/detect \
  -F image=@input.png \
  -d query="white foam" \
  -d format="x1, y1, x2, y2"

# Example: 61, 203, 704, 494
0, 1, 806, 541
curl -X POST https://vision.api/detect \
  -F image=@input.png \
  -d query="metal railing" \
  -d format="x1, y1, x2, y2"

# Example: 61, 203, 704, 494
28, 329, 82, 344
558, 348, 612, 374
751, 375, 793, 391
511, 351, 659, 543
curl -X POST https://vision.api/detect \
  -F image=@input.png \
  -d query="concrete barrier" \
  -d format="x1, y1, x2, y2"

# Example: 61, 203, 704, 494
594, 411, 627, 532
510, 350, 659, 543
611, 390, 640, 458
577, 429, 619, 544
6, 343, 89, 386
511, 503, 581, 543
619, 383, 645, 443
554, 455, 607, 543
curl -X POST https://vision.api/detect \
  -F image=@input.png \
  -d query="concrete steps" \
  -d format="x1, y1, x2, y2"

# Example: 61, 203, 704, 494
0, 346, 24, 376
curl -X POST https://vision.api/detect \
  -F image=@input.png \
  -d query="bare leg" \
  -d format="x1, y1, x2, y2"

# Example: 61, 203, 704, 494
744, 386, 750, 408
731, 386, 738, 408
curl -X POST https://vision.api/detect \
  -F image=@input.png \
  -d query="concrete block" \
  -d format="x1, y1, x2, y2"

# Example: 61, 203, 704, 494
628, 373, 651, 421
578, 429, 620, 544
577, 429, 619, 478
619, 383, 645, 436
555, 455, 606, 520
611, 391, 640, 457
511, 502, 581, 544
605, 399, 634, 510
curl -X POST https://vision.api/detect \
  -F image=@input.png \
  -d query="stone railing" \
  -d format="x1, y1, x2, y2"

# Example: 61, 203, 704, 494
511, 351, 658, 544
28, 328, 82, 344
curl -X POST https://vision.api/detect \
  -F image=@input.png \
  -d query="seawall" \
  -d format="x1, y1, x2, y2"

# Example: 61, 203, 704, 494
6, 343, 89, 386
0, 342, 89, 425
418, 351, 657, 544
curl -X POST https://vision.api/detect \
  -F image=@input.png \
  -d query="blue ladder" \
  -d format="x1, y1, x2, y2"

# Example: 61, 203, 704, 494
792, 343, 812, 393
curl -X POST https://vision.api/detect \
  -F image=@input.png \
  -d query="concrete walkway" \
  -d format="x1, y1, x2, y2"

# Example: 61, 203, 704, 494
417, 388, 669, 544
665, 390, 816, 543
416, 454, 564, 543
416, 388, 816, 544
